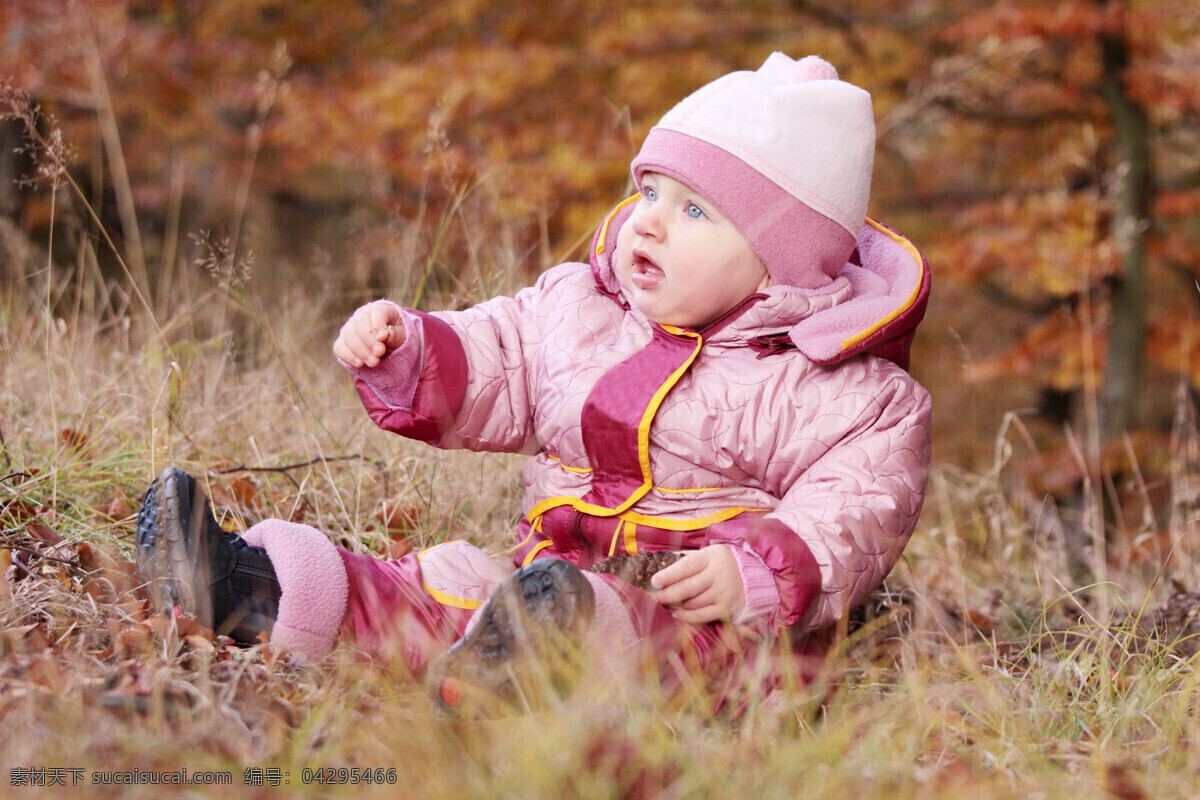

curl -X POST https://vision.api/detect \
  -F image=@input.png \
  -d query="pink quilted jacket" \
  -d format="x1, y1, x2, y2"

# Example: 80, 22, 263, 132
348, 201, 932, 637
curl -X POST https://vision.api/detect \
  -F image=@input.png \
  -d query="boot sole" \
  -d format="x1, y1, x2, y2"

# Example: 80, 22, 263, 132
430, 559, 595, 714
135, 467, 214, 626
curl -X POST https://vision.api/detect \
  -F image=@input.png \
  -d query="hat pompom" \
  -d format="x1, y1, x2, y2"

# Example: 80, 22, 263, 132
759, 52, 839, 83
793, 55, 839, 82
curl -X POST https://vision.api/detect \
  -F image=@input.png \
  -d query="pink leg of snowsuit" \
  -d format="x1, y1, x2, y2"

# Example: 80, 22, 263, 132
241, 520, 754, 689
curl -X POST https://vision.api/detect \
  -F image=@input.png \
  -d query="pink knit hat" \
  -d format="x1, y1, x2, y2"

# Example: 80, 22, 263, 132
630, 53, 875, 291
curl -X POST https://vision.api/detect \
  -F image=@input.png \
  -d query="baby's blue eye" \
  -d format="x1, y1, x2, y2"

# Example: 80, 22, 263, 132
644, 187, 658, 201
686, 203, 704, 219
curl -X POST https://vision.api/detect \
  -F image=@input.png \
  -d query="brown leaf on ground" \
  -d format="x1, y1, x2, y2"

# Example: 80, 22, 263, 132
964, 607, 999, 632
59, 427, 89, 452
1104, 762, 1148, 800
115, 596, 150, 622
28, 653, 67, 691
173, 615, 217, 641
78, 542, 141, 604
285, 494, 311, 523
102, 488, 133, 521
0, 549, 11, 600
229, 475, 267, 516
77, 541, 118, 573
184, 634, 216, 653
4, 622, 51, 654
143, 611, 217, 644
207, 484, 236, 514
25, 520, 64, 546
210, 474, 268, 525
141, 615, 169, 639
1, 497, 40, 523
107, 620, 152, 658
377, 500, 424, 533
388, 537, 413, 559
374, 500, 422, 559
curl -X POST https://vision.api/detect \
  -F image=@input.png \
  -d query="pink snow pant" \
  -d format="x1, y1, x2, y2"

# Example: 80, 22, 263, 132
243, 520, 810, 696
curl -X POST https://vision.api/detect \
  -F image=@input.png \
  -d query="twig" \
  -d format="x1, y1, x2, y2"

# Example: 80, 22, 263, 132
2, 542, 79, 570
211, 454, 385, 476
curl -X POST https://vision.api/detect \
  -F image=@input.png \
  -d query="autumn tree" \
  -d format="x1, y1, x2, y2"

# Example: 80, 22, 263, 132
891, 0, 1200, 444
1, 1, 873, 297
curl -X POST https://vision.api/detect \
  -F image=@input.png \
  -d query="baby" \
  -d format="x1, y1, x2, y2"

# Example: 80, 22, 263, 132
137, 53, 931, 712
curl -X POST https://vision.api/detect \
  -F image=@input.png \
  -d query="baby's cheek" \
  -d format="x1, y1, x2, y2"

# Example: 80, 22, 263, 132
613, 222, 636, 283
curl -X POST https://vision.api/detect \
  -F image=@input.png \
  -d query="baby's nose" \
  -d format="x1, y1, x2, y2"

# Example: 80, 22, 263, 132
631, 203, 664, 238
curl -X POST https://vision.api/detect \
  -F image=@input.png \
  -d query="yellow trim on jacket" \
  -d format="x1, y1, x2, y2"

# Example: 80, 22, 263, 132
594, 194, 640, 256
526, 327, 703, 520
547, 454, 722, 493
840, 218, 927, 351
416, 548, 487, 610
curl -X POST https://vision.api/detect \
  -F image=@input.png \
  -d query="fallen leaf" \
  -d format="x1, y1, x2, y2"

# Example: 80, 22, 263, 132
0, 549, 10, 600
964, 607, 998, 632
232, 475, 266, 515
184, 634, 216, 653
116, 596, 150, 622
1105, 762, 1148, 800
285, 495, 311, 523
103, 489, 133, 521
388, 537, 413, 559
173, 615, 216, 641
377, 500, 423, 533
211, 475, 268, 522
377, 500, 420, 559
208, 484, 237, 512
4, 622, 51, 653
78, 544, 141, 605
110, 622, 152, 658
142, 611, 217, 643
0, 497, 39, 523
59, 428, 89, 452
28, 654, 66, 691
142, 615, 170, 638
77, 541, 119, 573
26, 520, 64, 546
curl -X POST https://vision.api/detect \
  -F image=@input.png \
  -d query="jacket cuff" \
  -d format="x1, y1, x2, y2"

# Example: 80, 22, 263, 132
708, 515, 821, 627
343, 304, 424, 410
725, 543, 780, 625
350, 309, 469, 442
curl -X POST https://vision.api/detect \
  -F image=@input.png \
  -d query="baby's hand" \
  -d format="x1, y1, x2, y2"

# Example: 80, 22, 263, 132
649, 544, 744, 624
333, 301, 406, 368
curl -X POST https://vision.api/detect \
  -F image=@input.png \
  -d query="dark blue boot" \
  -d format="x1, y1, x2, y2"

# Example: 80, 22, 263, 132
135, 468, 280, 644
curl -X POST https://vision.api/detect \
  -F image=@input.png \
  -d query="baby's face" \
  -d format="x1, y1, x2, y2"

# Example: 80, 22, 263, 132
614, 173, 769, 330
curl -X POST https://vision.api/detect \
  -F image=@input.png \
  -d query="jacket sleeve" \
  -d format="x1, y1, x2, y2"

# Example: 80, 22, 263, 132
708, 359, 932, 633
346, 266, 577, 454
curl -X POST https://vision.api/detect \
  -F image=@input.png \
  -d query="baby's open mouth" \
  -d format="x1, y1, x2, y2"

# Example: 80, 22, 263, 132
630, 252, 664, 290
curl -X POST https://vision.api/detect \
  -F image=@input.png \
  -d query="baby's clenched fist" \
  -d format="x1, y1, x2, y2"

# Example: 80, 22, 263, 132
333, 301, 405, 369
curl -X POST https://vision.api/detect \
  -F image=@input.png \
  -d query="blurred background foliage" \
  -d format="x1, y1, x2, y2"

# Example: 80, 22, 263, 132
2, 0, 1199, 477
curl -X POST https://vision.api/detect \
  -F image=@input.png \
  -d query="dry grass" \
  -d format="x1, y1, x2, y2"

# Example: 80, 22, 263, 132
5, 88, 1200, 800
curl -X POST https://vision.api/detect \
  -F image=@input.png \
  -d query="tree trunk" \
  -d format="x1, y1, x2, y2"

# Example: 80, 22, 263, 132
1097, 22, 1155, 441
